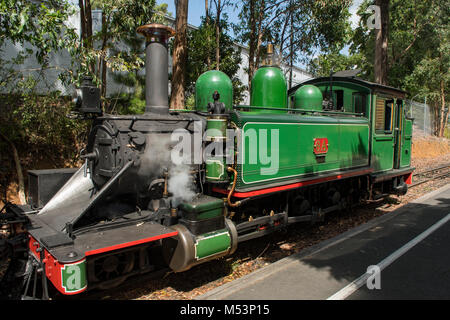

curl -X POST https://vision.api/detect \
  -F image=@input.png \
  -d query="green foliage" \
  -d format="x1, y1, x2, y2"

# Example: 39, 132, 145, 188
184, 94, 195, 110
233, 0, 353, 67
0, 0, 171, 167
404, 51, 449, 102
346, 0, 449, 136
68, 0, 168, 90
402, 1, 449, 99
309, 52, 365, 77
0, 90, 89, 165
0, 0, 77, 64
0, 0, 78, 91
307, 1, 353, 54
108, 86, 146, 115
0, 0, 87, 170
350, 0, 449, 93
186, 16, 246, 105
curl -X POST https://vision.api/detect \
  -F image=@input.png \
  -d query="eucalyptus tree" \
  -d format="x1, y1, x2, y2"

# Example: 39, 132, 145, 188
76, 0, 168, 104
233, 0, 352, 90
351, 0, 449, 136
170, 0, 188, 109
185, 16, 245, 106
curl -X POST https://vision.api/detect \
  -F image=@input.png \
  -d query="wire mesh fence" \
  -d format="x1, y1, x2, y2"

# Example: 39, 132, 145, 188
406, 100, 434, 137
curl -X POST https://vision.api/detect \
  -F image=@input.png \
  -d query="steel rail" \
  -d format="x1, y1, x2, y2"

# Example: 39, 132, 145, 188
410, 163, 450, 188
413, 163, 450, 177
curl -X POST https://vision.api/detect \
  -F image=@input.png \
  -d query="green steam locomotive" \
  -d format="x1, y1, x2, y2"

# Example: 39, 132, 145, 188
0, 24, 413, 298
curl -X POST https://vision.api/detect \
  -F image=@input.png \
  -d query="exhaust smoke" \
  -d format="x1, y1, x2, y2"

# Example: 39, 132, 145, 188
142, 133, 197, 207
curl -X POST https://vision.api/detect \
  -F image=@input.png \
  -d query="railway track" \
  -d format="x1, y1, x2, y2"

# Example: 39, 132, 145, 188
410, 163, 450, 188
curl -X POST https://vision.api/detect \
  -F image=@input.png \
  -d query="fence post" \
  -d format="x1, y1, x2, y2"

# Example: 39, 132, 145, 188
424, 96, 427, 135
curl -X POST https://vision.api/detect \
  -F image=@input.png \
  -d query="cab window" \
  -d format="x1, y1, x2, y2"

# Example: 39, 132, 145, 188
352, 93, 367, 116
334, 90, 344, 111
375, 98, 394, 133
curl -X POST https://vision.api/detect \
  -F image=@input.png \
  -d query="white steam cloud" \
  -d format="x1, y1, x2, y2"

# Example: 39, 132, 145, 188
143, 133, 197, 206
168, 164, 196, 206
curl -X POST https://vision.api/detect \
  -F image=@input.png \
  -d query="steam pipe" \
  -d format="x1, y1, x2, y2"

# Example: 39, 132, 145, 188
137, 24, 175, 114
227, 167, 241, 207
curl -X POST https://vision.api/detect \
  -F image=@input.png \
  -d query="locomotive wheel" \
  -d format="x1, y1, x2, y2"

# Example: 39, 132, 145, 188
88, 251, 135, 290
291, 196, 310, 216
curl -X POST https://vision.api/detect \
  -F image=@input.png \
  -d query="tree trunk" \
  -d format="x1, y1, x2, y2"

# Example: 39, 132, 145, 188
437, 47, 447, 137
289, 3, 293, 89
215, 0, 221, 70
170, 0, 189, 109
247, 0, 257, 93
100, 12, 108, 102
0, 132, 26, 205
79, 0, 95, 74
205, 0, 211, 68
101, 58, 107, 102
438, 79, 446, 137
254, 0, 265, 70
248, 0, 265, 92
79, 0, 86, 41
433, 101, 439, 136
374, 0, 389, 85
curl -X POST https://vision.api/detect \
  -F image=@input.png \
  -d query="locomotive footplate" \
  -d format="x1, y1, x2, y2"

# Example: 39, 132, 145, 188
370, 167, 415, 184
26, 216, 177, 295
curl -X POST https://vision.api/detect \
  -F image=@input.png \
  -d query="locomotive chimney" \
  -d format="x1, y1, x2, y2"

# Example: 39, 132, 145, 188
137, 24, 175, 114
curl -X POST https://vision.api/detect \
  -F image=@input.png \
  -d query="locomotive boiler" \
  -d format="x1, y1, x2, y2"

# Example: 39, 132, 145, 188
0, 24, 414, 299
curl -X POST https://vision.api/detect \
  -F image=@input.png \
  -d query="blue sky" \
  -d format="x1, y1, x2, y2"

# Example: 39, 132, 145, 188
157, 0, 364, 57
157, 1, 363, 30
156, 0, 242, 36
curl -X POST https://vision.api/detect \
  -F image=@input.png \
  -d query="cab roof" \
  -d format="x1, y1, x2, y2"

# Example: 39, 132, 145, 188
289, 76, 407, 99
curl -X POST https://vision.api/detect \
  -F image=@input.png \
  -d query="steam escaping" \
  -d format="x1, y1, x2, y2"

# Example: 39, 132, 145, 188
168, 164, 196, 207
142, 133, 197, 207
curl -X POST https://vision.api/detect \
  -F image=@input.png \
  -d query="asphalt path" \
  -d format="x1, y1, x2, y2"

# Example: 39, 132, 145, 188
197, 184, 450, 300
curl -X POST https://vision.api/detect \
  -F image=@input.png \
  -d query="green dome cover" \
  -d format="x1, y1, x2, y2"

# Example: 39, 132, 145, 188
294, 85, 323, 111
250, 67, 287, 113
195, 70, 233, 112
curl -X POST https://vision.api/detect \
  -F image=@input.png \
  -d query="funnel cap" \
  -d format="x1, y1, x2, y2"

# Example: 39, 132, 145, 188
137, 24, 175, 43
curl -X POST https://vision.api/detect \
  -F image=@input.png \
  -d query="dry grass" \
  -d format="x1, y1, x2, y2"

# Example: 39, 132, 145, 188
412, 137, 450, 160
2, 182, 21, 206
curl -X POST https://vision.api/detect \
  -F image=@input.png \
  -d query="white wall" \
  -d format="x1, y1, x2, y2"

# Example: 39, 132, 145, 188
1, 11, 80, 95
234, 45, 312, 104
1, 9, 312, 103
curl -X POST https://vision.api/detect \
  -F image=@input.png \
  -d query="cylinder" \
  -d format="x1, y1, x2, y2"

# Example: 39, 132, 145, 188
195, 70, 233, 112
162, 218, 238, 272
250, 67, 287, 113
205, 117, 227, 141
137, 24, 175, 114
294, 85, 323, 111
205, 116, 227, 182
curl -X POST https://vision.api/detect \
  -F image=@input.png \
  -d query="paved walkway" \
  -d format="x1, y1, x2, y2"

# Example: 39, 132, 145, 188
197, 184, 450, 300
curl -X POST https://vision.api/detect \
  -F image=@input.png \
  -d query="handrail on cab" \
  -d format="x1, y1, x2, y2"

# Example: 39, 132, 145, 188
233, 105, 365, 117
